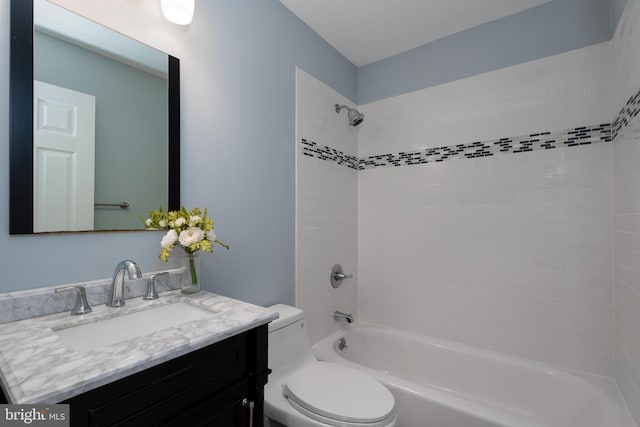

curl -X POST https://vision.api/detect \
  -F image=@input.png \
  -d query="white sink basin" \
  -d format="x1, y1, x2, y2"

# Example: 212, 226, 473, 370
54, 302, 218, 353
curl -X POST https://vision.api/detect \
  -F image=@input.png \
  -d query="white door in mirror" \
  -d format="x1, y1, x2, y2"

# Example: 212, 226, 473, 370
34, 81, 95, 232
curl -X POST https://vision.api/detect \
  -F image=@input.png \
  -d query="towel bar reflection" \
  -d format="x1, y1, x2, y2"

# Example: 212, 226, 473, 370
95, 202, 130, 209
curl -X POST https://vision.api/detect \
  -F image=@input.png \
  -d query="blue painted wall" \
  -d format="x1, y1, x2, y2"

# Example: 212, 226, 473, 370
358, 0, 613, 104
0, 0, 356, 306
182, 0, 356, 305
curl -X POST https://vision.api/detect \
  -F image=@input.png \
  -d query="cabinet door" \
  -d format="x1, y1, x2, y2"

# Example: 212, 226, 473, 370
161, 382, 250, 427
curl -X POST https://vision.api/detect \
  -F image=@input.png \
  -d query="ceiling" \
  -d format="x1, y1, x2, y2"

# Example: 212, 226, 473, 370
279, 0, 553, 67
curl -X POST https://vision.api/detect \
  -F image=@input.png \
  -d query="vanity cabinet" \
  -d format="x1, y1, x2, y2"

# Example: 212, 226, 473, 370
62, 325, 268, 427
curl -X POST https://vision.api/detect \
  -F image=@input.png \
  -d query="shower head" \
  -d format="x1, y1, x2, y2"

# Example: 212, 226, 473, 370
335, 104, 364, 127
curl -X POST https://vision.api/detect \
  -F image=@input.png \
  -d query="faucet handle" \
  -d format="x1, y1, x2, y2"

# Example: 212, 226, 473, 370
144, 272, 168, 300
55, 286, 92, 315
330, 264, 353, 288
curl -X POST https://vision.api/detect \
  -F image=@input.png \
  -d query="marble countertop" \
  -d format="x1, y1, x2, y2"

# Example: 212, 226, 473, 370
0, 291, 277, 404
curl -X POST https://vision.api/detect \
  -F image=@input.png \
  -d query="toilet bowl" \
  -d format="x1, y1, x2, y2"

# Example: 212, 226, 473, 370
264, 304, 396, 427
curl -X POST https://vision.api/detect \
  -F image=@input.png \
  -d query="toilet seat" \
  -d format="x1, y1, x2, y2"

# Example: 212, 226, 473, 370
282, 362, 395, 427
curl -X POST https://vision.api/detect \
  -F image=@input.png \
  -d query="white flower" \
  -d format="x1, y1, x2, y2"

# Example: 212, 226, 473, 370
207, 230, 217, 242
175, 217, 186, 227
159, 219, 167, 228
145, 218, 152, 226
161, 229, 178, 248
189, 215, 202, 226
179, 227, 205, 246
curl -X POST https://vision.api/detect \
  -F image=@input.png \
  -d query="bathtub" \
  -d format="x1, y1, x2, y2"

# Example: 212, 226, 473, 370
313, 323, 635, 427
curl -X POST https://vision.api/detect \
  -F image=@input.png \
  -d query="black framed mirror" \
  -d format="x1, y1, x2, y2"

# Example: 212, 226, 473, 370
9, 0, 180, 234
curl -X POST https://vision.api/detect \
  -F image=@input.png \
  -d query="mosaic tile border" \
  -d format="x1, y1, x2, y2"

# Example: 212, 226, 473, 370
358, 124, 611, 169
301, 85, 640, 171
301, 139, 360, 170
612, 85, 640, 140
300, 124, 611, 171
301, 84, 640, 170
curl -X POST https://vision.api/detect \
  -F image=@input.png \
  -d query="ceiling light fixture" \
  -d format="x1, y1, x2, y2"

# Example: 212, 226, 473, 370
161, 0, 194, 26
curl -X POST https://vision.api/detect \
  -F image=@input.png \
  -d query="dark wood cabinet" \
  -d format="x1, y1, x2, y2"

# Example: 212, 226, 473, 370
61, 324, 268, 427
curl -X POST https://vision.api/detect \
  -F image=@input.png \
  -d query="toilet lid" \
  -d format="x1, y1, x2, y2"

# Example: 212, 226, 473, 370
283, 362, 395, 425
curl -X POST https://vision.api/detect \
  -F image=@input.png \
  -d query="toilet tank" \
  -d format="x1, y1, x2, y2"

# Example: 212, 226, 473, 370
267, 304, 316, 375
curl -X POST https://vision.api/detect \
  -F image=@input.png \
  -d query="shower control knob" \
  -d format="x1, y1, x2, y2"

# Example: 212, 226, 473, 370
330, 264, 353, 288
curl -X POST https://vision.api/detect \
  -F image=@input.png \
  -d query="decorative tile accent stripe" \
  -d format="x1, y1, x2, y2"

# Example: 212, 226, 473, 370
301, 138, 360, 170
612, 85, 640, 140
300, 124, 611, 171
358, 124, 611, 169
301, 85, 640, 171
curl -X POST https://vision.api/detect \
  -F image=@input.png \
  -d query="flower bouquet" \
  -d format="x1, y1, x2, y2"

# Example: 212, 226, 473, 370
144, 207, 229, 293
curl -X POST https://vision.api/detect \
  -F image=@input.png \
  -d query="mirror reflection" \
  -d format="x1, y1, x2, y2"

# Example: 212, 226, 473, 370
30, 0, 172, 232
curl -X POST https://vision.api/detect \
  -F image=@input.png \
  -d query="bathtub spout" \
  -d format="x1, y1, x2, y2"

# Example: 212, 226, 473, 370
334, 311, 353, 323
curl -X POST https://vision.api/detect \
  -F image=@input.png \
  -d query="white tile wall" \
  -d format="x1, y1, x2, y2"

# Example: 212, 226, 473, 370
612, 0, 640, 424
296, 68, 358, 344
357, 45, 614, 376
358, 43, 612, 157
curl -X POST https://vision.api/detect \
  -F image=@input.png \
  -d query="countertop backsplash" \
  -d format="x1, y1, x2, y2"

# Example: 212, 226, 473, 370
0, 267, 186, 324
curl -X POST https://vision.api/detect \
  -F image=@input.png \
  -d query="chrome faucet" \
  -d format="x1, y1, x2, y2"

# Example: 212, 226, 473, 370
107, 260, 142, 307
334, 311, 353, 323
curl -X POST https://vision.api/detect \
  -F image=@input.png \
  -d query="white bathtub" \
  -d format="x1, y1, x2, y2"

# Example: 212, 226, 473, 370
313, 323, 635, 427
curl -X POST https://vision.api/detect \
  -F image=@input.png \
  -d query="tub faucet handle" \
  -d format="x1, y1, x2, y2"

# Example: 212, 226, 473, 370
330, 264, 353, 288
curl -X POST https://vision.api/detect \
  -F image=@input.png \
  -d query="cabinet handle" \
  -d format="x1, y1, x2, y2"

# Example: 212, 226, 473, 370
242, 398, 254, 427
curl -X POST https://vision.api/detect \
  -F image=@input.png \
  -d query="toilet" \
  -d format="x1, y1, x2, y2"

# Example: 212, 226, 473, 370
264, 304, 397, 427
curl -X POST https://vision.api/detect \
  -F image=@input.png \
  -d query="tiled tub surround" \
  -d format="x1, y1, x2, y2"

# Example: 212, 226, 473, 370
294, 15, 640, 425
613, 0, 640, 424
613, 106, 640, 427
358, 141, 614, 376
296, 44, 620, 377
0, 290, 277, 403
301, 138, 360, 170
0, 268, 187, 324
296, 68, 358, 345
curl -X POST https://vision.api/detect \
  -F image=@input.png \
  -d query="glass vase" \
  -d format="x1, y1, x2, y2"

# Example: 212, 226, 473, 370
181, 252, 201, 294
